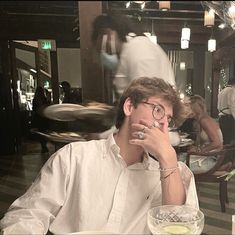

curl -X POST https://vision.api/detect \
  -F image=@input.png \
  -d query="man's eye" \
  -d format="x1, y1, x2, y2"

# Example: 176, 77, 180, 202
155, 106, 162, 113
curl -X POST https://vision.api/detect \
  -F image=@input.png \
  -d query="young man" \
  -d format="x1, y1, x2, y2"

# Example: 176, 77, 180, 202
92, 14, 175, 101
0, 77, 198, 234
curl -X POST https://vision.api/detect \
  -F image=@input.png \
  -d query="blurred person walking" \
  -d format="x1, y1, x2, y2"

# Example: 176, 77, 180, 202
32, 86, 50, 153
92, 14, 175, 102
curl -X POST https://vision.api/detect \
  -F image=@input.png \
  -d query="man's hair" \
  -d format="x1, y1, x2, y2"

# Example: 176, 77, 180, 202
115, 77, 185, 129
91, 14, 135, 43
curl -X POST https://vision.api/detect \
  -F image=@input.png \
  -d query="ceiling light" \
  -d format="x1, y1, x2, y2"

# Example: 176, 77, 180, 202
181, 39, 189, 49
208, 28, 216, 52
159, 1, 170, 11
218, 23, 226, 29
204, 10, 215, 27
149, 35, 157, 44
208, 38, 216, 52
201, 2, 235, 30
126, 1, 131, 8
180, 62, 186, 70
181, 26, 191, 41
141, 2, 145, 10
228, 5, 235, 18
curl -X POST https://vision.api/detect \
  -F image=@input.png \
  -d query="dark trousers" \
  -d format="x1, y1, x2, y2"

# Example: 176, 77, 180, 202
219, 115, 235, 144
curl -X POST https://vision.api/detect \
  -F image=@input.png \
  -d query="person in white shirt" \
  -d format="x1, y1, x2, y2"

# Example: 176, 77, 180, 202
218, 76, 235, 144
92, 14, 175, 102
0, 77, 198, 235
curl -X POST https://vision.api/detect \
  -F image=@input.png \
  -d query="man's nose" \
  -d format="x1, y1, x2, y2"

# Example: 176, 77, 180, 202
159, 116, 169, 127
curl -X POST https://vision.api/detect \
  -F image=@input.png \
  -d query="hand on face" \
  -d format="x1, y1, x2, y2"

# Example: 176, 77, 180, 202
129, 118, 176, 162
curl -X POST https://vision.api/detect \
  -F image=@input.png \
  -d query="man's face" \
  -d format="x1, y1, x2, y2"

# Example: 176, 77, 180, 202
129, 96, 173, 132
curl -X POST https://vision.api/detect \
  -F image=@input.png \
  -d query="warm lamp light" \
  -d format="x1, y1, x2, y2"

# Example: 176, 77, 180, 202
204, 10, 215, 27
181, 27, 191, 41
181, 39, 189, 49
159, 1, 170, 11
208, 38, 216, 52
149, 35, 157, 44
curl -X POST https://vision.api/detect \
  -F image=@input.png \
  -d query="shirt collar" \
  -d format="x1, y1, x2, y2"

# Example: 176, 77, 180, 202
104, 134, 160, 170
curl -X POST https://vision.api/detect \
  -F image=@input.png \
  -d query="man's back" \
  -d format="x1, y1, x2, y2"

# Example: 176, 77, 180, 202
218, 86, 234, 115
114, 36, 175, 97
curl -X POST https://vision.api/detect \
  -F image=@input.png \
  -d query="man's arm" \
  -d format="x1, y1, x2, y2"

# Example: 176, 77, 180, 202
0, 146, 70, 234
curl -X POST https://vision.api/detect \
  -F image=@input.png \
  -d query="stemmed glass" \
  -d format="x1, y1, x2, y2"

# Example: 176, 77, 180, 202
147, 205, 204, 234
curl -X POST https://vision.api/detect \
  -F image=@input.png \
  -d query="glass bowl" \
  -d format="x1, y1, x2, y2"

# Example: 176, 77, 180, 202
147, 205, 204, 234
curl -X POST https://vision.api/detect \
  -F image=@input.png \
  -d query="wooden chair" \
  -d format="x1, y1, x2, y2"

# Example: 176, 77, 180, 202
186, 145, 235, 212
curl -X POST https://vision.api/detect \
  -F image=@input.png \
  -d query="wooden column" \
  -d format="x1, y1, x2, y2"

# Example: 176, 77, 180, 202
50, 50, 59, 104
211, 67, 220, 118
78, 1, 104, 102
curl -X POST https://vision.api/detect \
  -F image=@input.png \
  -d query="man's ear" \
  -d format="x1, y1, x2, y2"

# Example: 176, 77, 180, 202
123, 97, 134, 117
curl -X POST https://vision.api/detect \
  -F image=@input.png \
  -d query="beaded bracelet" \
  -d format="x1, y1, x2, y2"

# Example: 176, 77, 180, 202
160, 168, 177, 181
159, 165, 179, 172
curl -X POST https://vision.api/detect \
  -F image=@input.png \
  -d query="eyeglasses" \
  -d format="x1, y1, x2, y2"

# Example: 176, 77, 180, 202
142, 102, 175, 128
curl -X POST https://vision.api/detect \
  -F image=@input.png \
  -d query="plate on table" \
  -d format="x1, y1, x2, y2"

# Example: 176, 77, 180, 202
42, 104, 84, 121
178, 139, 194, 147
180, 132, 190, 138
48, 131, 86, 142
181, 138, 193, 143
72, 106, 113, 120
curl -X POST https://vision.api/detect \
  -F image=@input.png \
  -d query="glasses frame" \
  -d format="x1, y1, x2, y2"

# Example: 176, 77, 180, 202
142, 101, 175, 127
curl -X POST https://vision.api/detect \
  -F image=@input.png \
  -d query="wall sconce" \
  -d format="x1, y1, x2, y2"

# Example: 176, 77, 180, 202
159, 1, 170, 11
181, 39, 189, 49
181, 26, 191, 41
204, 10, 215, 27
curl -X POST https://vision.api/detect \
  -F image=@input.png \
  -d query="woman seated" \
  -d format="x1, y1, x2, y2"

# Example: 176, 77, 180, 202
186, 95, 230, 173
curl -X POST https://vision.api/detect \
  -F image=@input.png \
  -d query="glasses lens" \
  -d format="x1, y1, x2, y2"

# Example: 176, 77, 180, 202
153, 105, 165, 120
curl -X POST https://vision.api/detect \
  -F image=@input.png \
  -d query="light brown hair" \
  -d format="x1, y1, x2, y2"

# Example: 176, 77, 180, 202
115, 77, 186, 128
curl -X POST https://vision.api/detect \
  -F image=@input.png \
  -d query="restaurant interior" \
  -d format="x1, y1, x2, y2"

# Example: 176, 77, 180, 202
0, 1, 235, 234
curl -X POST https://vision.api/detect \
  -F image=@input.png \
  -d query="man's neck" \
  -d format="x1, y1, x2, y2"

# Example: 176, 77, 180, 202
114, 130, 144, 166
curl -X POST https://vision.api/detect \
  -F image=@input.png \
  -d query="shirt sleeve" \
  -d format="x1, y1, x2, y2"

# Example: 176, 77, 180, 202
229, 88, 235, 119
178, 162, 199, 209
0, 144, 72, 235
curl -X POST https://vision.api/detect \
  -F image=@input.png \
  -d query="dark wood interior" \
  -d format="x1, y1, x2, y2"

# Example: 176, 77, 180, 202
0, 1, 235, 155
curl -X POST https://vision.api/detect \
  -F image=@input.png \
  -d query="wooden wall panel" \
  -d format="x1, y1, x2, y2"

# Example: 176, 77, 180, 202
78, 1, 104, 102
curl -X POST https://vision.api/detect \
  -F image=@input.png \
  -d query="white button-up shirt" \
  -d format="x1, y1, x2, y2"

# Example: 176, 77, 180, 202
218, 85, 235, 119
0, 134, 198, 235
